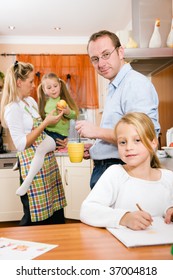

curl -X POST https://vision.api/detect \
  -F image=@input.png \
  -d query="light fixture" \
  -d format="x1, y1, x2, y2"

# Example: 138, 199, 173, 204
54, 27, 61, 31
8, 26, 15, 30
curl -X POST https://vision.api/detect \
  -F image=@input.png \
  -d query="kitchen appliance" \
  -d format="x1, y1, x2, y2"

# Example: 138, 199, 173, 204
0, 123, 7, 153
0, 157, 16, 169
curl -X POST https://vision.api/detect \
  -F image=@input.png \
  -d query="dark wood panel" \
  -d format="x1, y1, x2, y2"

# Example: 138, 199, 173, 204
152, 64, 173, 147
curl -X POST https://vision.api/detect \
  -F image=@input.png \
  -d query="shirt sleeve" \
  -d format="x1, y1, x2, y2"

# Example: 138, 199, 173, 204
122, 72, 160, 136
80, 165, 129, 228
64, 109, 77, 120
4, 102, 28, 151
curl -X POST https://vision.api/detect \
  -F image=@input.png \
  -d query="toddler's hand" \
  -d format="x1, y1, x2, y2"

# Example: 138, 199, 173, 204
61, 106, 70, 116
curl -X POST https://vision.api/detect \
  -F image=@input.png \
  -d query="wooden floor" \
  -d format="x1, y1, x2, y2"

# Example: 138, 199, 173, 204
0, 219, 80, 228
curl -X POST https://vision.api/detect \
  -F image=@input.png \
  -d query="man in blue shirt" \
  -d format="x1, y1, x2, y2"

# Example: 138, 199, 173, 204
76, 30, 160, 189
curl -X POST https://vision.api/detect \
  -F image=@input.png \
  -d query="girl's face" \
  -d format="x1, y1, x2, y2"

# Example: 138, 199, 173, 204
17, 71, 35, 99
116, 122, 156, 167
43, 78, 61, 99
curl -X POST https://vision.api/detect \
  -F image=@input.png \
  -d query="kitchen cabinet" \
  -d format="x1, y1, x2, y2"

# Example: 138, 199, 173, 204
0, 169, 23, 222
0, 154, 92, 222
57, 157, 92, 220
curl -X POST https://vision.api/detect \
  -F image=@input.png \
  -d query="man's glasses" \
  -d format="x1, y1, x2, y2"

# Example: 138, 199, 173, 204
90, 48, 117, 65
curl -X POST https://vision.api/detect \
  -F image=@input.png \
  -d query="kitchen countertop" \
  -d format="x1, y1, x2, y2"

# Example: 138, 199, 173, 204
0, 150, 68, 159
0, 152, 173, 170
160, 157, 173, 171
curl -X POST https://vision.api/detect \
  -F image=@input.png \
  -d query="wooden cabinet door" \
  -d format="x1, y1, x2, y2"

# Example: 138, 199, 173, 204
0, 169, 23, 221
62, 157, 91, 220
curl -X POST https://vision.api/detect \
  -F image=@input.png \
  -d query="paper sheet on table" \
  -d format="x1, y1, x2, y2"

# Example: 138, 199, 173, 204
0, 237, 58, 259
107, 216, 173, 247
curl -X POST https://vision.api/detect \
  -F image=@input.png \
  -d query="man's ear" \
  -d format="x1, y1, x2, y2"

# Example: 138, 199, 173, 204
118, 46, 125, 60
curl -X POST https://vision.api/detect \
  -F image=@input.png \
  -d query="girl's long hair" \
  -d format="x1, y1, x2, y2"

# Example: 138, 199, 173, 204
0, 61, 34, 127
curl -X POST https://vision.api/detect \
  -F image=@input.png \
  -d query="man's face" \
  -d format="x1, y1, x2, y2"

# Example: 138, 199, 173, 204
88, 36, 124, 82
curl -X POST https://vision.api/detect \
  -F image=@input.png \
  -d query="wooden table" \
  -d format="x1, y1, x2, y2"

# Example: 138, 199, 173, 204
0, 223, 172, 260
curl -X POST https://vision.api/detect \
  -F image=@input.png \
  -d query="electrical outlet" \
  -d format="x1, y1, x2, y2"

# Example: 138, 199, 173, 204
3, 143, 8, 151
2, 128, 7, 137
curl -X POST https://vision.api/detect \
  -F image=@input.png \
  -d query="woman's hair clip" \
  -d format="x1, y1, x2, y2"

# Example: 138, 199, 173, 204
35, 71, 41, 78
14, 61, 19, 70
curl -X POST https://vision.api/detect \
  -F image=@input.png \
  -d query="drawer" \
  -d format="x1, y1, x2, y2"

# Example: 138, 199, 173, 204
63, 157, 91, 167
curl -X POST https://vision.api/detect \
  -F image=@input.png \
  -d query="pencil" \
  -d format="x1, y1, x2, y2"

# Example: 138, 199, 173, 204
136, 203, 153, 226
136, 203, 143, 211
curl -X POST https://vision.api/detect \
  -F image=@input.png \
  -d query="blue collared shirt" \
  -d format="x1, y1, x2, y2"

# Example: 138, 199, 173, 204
90, 63, 160, 160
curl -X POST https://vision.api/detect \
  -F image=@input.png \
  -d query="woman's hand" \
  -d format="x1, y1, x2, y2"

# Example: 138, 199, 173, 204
26, 109, 63, 148
120, 211, 153, 230
165, 207, 173, 224
44, 109, 63, 126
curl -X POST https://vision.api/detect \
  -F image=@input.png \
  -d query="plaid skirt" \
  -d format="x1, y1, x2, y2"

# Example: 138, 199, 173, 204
17, 129, 67, 222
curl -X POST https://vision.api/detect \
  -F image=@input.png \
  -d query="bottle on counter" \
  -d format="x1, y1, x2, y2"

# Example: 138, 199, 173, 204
125, 36, 138, 48
166, 17, 173, 48
149, 18, 162, 48
166, 128, 173, 147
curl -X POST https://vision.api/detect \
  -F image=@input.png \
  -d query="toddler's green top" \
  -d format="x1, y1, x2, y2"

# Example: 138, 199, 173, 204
45, 97, 76, 136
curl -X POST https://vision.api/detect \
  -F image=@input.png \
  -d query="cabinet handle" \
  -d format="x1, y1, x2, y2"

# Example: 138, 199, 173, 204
64, 168, 68, 186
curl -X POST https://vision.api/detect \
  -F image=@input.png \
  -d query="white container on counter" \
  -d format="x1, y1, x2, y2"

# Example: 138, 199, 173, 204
166, 128, 173, 146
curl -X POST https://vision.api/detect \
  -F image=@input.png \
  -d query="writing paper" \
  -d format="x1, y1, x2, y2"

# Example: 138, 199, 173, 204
107, 217, 173, 247
0, 237, 57, 259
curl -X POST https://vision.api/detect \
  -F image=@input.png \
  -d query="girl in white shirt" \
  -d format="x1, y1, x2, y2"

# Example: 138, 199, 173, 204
80, 112, 173, 230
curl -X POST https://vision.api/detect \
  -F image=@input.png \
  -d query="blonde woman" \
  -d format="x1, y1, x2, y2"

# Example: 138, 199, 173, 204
0, 61, 67, 225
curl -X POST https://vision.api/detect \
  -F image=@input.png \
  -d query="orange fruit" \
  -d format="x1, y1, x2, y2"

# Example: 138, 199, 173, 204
56, 99, 67, 109
169, 142, 173, 147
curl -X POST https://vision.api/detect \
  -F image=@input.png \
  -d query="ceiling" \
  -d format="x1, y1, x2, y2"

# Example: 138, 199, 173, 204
0, 0, 172, 76
0, 0, 132, 44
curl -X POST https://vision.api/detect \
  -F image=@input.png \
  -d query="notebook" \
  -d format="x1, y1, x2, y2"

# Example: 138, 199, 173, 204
107, 216, 173, 248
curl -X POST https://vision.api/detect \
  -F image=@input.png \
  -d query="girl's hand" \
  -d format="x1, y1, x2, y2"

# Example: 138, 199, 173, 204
62, 106, 70, 116
120, 211, 153, 230
56, 138, 68, 150
57, 104, 70, 116
165, 207, 173, 224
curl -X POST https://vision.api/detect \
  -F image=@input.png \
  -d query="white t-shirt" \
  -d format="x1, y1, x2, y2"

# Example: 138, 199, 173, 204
80, 164, 173, 228
4, 97, 39, 151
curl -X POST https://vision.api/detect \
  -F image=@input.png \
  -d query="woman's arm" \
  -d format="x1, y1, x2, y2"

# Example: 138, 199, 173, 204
25, 109, 63, 148
5, 101, 63, 151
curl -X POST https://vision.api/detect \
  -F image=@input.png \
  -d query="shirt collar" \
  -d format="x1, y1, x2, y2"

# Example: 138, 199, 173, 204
111, 63, 132, 89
